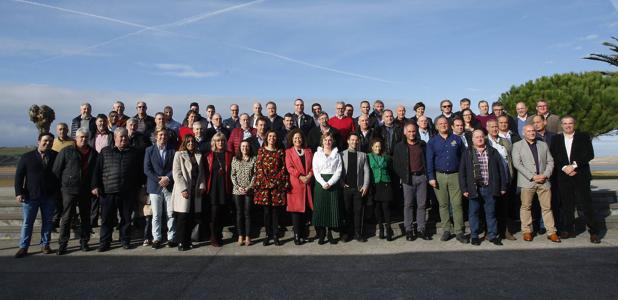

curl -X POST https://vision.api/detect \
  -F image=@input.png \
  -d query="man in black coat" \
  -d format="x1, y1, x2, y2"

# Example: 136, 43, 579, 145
291, 98, 316, 135
14, 132, 58, 258
91, 127, 141, 251
355, 115, 376, 153
204, 113, 231, 143
459, 129, 508, 246
550, 116, 601, 243
376, 110, 403, 156
52, 128, 98, 254
393, 123, 430, 241
307, 112, 341, 152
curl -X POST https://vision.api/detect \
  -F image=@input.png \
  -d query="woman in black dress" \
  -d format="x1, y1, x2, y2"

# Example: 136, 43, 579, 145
205, 132, 233, 247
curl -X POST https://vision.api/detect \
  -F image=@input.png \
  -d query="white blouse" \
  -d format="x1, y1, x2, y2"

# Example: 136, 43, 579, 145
312, 146, 342, 188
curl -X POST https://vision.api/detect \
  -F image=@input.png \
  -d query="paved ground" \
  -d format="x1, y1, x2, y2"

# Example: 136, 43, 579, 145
1, 229, 618, 299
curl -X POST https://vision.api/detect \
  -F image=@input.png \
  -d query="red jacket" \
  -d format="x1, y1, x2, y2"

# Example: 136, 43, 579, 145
285, 147, 314, 213
204, 151, 233, 195
227, 127, 256, 153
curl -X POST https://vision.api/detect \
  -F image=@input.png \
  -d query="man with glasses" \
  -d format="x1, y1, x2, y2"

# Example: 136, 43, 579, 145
527, 99, 561, 133
435, 99, 455, 126
223, 104, 241, 130
134, 101, 155, 136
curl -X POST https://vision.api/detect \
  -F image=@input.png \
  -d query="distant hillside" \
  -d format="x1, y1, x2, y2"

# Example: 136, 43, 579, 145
0, 147, 33, 167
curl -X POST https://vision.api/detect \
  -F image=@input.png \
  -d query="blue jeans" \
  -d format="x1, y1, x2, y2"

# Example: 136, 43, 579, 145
150, 189, 175, 242
468, 186, 498, 240
19, 196, 56, 249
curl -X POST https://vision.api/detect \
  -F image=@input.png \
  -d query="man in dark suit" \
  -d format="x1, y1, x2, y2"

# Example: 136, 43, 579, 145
144, 128, 177, 249
376, 109, 403, 156
550, 116, 601, 243
204, 113, 231, 143
291, 98, 315, 135
14, 132, 59, 258
532, 115, 555, 145
52, 128, 98, 254
355, 114, 376, 153
265, 101, 284, 132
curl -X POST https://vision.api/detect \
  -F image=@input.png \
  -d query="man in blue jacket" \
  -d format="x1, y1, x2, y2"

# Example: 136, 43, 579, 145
144, 128, 176, 249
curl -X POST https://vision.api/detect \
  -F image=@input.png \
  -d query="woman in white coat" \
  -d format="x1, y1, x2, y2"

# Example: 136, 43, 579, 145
172, 134, 205, 251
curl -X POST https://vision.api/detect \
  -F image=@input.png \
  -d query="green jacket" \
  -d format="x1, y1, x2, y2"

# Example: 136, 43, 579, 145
367, 153, 391, 183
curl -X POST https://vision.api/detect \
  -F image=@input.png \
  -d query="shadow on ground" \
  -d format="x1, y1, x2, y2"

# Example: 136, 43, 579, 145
1, 247, 617, 299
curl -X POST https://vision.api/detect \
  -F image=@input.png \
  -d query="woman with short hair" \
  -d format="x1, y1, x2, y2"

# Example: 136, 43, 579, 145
285, 129, 314, 245
312, 132, 343, 245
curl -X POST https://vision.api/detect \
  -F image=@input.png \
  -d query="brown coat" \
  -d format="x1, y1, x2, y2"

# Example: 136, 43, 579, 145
171, 151, 205, 213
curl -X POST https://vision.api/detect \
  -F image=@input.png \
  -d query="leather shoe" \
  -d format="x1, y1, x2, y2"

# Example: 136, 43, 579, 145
122, 242, 132, 250
590, 234, 601, 244
418, 231, 432, 240
57, 244, 67, 255
456, 233, 469, 244
14, 248, 28, 258
523, 232, 533, 241
98, 243, 110, 252
538, 228, 547, 235
355, 234, 367, 243
406, 231, 417, 241
167, 241, 178, 248
80, 242, 91, 252
504, 231, 516, 241
489, 238, 503, 246
41, 245, 53, 254
471, 238, 481, 246
547, 233, 561, 243
152, 240, 161, 249
560, 232, 570, 239
440, 231, 452, 242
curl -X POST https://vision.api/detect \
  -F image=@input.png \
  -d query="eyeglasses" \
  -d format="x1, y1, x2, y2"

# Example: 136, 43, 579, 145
442, 105, 452, 108
137, 106, 146, 108
463, 114, 472, 117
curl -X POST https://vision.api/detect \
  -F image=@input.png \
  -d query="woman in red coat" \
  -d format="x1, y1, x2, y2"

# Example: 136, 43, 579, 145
285, 129, 314, 245
253, 130, 289, 246
204, 132, 233, 247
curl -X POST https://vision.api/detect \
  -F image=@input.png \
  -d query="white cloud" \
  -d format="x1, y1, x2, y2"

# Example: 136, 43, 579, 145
582, 34, 598, 40
153, 63, 218, 78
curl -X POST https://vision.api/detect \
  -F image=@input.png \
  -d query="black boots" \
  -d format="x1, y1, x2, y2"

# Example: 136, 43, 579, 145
379, 224, 393, 241
379, 224, 386, 239
317, 227, 327, 245
386, 225, 394, 241
327, 228, 337, 244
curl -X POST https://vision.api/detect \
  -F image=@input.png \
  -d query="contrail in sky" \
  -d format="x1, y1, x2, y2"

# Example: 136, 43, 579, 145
17, 0, 394, 83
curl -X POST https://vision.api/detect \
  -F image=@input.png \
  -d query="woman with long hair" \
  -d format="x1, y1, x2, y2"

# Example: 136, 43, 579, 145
231, 140, 256, 246
204, 132, 233, 247
171, 134, 204, 251
367, 138, 395, 241
284, 129, 314, 245
312, 132, 343, 245
253, 130, 289, 246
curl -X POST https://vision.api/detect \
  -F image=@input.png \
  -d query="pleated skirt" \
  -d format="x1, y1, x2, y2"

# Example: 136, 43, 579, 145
312, 174, 343, 228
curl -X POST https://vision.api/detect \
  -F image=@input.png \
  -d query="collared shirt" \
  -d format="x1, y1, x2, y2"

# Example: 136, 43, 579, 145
167, 119, 181, 134
457, 134, 468, 148
242, 128, 253, 140
499, 131, 512, 143
564, 132, 574, 161
419, 129, 430, 143
526, 140, 540, 174
475, 147, 489, 186
95, 132, 110, 153
312, 147, 342, 187
426, 133, 463, 180
158, 144, 166, 161
517, 116, 527, 136
80, 116, 91, 133
488, 136, 508, 163
257, 135, 265, 147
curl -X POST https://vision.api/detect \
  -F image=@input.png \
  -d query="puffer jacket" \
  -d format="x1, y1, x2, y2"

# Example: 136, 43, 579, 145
92, 146, 140, 194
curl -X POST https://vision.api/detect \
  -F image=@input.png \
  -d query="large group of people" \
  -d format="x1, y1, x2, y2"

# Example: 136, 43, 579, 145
13, 97, 602, 258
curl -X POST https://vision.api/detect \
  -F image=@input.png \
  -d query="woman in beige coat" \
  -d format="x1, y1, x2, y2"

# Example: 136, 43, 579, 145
172, 134, 205, 251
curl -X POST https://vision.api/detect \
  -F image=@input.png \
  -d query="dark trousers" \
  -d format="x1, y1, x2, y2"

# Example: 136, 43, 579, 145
211, 203, 223, 239
559, 177, 600, 234
263, 206, 280, 238
175, 212, 196, 245
233, 195, 252, 236
91, 196, 100, 227
374, 202, 391, 224
402, 175, 428, 232
100, 192, 134, 245
59, 191, 92, 245
343, 187, 363, 236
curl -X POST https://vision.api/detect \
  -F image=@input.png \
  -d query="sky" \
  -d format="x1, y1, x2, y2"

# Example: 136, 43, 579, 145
0, 0, 617, 146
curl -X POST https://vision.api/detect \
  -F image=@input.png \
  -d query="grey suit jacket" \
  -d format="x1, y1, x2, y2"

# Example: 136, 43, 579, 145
340, 149, 370, 190
512, 139, 554, 188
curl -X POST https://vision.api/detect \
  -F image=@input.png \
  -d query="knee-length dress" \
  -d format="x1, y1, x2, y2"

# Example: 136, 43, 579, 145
253, 148, 289, 206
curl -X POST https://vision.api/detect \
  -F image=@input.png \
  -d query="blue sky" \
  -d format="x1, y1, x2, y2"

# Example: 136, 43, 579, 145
0, 0, 617, 146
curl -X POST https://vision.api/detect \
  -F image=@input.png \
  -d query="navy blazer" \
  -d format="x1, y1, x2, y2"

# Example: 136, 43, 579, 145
14, 150, 59, 199
143, 144, 175, 194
